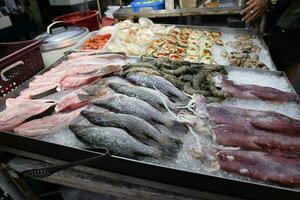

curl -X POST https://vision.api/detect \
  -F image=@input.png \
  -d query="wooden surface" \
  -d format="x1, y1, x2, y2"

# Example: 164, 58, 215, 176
113, 6, 244, 20
1, 146, 243, 200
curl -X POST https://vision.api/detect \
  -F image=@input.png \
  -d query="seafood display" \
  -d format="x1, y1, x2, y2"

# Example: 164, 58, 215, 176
106, 19, 274, 70
0, 52, 299, 189
124, 59, 229, 100
147, 27, 222, 64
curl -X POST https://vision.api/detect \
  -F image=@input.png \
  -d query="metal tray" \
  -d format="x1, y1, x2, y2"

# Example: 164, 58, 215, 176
0, 53, 299, 200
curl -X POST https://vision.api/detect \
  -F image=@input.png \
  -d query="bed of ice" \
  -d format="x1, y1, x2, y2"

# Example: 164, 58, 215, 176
212, 32, 275, 70
27, 65, 299, 189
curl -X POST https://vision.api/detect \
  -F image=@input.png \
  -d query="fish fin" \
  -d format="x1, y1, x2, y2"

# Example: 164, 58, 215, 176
78, 88, 109, 102
30, 86, 58, 99
69, 124, 93, 134
97, 65, 122, 77
25, 105, 56, 122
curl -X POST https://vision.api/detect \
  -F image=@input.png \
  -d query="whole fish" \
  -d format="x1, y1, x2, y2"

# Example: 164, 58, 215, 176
126, 73, 188, 101
108, 82, 179, 110
69, 125, 170, 159
94, 94, 174, 127
81, 111, 182, 155
81, 76, 129, 96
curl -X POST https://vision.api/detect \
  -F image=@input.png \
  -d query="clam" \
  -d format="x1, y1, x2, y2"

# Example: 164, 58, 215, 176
115, 20, 132, 29
138, 17, 154, 28
136, 29, 154, 45
127, 43, 143, 56
118, 29, 130, 43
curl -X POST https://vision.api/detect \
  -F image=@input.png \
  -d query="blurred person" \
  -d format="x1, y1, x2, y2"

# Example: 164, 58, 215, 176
241, 0, 300, 84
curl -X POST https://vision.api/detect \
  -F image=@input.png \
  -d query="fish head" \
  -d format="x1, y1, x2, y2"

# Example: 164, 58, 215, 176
107, 82, 127, 91
69, 124, 93, 136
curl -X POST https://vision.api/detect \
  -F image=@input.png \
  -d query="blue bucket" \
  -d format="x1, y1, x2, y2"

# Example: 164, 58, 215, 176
130, 0, 165, 12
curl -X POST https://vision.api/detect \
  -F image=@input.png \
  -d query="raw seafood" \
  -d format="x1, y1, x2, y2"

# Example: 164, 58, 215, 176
81, 111, 182, 155
93, 94, 174, 127
69, 125, 171, 159
124, 59, 228, 98
213, 124, 300, 154
207, 106, 300, 136
0, 100, 56, 131
80, 34, 111, 50
222, 79, 300, 102
18, 53, 126, 99
5, 98, 55, 108
108, 82, 180, 110
59, 65, 122, 90
55, 90, 88, 112
18, 85, 58, 99
218, 150, 300, 186
126, 73, 188, 101
14, 107, 85, 136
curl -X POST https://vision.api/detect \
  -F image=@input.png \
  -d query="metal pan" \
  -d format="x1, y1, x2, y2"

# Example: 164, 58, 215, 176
0, 53, 299, 199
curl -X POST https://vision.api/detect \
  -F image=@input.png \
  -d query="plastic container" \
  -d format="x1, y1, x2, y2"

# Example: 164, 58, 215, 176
179, 0, 197, 8
0, 39, 44, 96
73, 26, 116, 52
52, 10, 99, 31
130, 0, 165, 12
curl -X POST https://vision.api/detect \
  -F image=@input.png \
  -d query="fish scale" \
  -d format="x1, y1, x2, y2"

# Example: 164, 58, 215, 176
126, 73, 188, 101
69, 125, 166, 159
108, 82, 178, 110
81, 111, 182, 155
94, 94, 174, 127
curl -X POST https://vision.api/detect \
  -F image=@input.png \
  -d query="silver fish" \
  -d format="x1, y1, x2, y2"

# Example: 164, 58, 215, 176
69, 125, 168, 159
108, 82, 179, 110
94, 94, 174, 127
126, 73, 188, 101
81, 111, 182, 155
81, 76, 129, 96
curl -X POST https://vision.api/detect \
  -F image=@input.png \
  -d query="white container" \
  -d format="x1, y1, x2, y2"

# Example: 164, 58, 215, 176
72, 26, 117, 52
0, 16, 12, 30
36, 22, 89, 67
179, 0, 198, 8
165, 0, 175, 10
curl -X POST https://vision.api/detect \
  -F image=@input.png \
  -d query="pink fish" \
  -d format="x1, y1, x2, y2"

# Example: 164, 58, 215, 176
0, 100, 56, 131
55, 90, 88, 112
14, 107, 86, 136
59, 65, 122, 90
218, 150, 300, 186
222, 79, 300, 103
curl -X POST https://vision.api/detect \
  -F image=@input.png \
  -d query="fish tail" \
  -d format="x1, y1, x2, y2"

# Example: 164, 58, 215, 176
161, 136, 183, 155
149, 147, 175, 160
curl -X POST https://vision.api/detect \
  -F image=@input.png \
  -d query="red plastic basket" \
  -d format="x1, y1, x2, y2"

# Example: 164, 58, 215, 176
0, 39, 44, 97
52, 10, 99, 31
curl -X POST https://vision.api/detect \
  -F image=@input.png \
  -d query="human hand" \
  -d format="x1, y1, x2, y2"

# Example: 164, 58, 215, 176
240, 0, 267, 24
